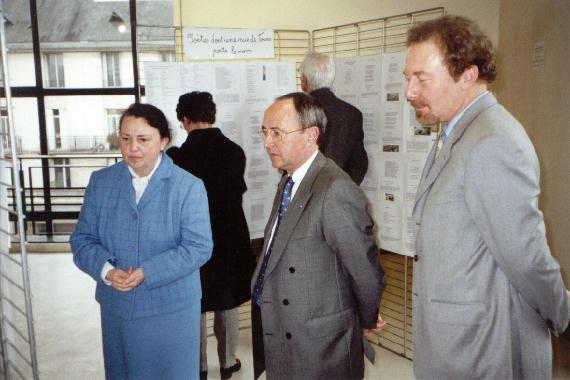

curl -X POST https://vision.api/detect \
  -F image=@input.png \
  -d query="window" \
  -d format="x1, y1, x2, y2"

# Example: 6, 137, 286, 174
44, 53, 65, 87
52, 109, 62, 149
51, 109, 70, 187
52, 158, 71, 188
106, 108, 123, 150
102, 52, 121, 87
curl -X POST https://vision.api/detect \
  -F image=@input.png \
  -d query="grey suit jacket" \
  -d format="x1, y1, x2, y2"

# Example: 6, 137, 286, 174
251, 152, 385, 380
412, 92, 570, 379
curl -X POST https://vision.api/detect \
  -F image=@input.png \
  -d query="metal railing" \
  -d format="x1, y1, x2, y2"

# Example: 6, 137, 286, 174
0, 135, 118, 156
1, 7, 39, 379
4, 153, 122, 242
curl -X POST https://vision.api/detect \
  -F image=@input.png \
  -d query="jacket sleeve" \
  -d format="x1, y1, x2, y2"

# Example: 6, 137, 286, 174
465, 134, 570, 334
140, 179, 213, 289
322, 177, 385, 328
70, 172, 116, 283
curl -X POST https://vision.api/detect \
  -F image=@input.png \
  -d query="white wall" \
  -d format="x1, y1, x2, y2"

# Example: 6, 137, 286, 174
7, 53, 36, 86
496, 0, 570, 285
175, 0, 500, 45
64, 52, 103, 88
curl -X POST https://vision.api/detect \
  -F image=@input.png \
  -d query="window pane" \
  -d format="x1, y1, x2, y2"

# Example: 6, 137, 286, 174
103, 52, 122, 87
104, 53, 113, 86
1, 98, 40, 156
56, 54, 65, 87
106, 108, 125, 151
29, 0, 173, 89
45, 53, 65, 88
1, 98, 40, 190
113, 53, 121, 86
45, 95, 134, 154
3, 0, 35, 86
137, 1, 176, 87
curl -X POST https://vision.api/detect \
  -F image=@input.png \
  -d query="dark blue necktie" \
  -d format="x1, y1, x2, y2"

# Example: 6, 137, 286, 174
252, 176, 295, 306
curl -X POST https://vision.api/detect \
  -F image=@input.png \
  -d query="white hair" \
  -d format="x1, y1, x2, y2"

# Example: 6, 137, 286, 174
300, 51, 335, 91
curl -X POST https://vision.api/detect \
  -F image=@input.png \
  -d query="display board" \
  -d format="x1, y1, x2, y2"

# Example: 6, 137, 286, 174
144, 61, 297, 238
332, 52, 436, 257
144, 53, 434, 255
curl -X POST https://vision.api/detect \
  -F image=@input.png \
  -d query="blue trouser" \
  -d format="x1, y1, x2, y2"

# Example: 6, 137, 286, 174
101, 302, 200, 380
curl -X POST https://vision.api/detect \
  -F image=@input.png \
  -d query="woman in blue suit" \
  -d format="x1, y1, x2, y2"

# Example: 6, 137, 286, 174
71, 103, 212, 380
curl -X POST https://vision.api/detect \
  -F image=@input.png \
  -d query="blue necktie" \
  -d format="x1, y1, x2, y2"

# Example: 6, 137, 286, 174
252, 176, 295, 306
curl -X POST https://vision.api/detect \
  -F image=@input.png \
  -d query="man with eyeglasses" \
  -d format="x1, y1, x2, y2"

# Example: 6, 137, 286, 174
251, 92, 385, 380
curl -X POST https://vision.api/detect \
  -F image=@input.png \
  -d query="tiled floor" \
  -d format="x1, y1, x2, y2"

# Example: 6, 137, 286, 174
27, 253, 414, 379
8, 253, 569, 379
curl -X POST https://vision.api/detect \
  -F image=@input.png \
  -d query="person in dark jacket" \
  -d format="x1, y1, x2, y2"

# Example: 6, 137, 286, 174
300, 51, 368, 185
167, 91, 255, 380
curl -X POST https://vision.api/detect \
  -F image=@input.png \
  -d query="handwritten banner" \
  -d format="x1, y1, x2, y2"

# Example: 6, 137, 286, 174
183, 28, 275, 60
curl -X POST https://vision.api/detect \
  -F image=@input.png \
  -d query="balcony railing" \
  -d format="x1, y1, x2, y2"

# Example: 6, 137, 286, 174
1, 135, 120, 155
48, 135, 120, 153
4, 153, 122, 242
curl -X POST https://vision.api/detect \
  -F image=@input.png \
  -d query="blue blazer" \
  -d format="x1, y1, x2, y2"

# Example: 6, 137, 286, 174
71, 155, 213, 320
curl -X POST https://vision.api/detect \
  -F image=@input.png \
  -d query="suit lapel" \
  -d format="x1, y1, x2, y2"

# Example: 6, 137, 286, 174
252, 174, 288, 287
118, 162, 138, 210
263, 153, 324, 279
413, 92, 498, 214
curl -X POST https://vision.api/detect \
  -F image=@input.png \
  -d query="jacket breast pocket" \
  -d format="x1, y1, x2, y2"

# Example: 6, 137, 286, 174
428, 299, 488, 326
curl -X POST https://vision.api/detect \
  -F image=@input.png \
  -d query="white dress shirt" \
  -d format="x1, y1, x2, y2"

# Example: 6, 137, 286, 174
264, 149, 318, 255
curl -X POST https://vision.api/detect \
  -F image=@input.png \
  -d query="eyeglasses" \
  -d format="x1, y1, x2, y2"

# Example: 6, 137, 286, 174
259, 127, 304, 142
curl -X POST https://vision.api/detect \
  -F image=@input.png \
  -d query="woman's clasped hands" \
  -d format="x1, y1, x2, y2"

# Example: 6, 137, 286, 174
106, 267, 145, 292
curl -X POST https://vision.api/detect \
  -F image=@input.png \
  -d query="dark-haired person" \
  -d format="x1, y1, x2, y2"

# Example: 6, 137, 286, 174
404, 15, 570, 379
251, 92, 385, 379
71, 103, 213, 379
167, 91, 254, 380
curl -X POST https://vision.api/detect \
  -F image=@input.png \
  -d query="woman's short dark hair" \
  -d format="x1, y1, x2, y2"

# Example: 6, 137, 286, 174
407, 15, 497, 83
176, 91, 216, 124
119, 103, 171, 141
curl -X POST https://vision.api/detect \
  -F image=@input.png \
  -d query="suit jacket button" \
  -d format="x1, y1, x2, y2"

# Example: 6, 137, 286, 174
289, 267, 295, 273
282, 299, 289, 305
285, 333, 292, 339
414, 255, 419, 262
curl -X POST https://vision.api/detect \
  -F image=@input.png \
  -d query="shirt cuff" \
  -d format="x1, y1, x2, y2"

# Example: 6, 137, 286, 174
101, 261, 114, 286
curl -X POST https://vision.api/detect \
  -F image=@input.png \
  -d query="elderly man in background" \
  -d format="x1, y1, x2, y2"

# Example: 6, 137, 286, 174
300, 52, 368, 184
405, 15, 570, 380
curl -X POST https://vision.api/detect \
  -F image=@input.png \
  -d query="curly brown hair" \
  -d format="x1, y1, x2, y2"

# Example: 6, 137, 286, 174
407, 15, 497, 83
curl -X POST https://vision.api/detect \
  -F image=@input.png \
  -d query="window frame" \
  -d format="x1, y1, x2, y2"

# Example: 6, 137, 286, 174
102, 52, 122, 87
44, 52, 65, 88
